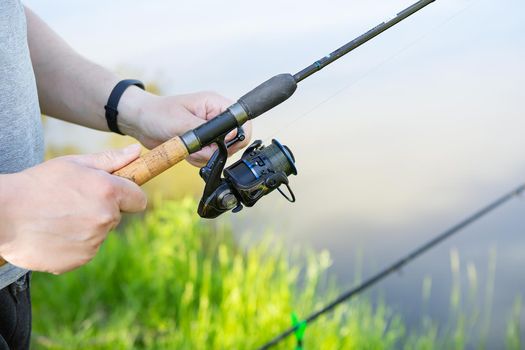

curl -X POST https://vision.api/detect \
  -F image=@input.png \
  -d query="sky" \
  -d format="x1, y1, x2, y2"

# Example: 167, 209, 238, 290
24, 0, 525, 339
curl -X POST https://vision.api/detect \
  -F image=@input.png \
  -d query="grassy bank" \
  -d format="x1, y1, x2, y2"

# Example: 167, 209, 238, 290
31, 199, 520, 349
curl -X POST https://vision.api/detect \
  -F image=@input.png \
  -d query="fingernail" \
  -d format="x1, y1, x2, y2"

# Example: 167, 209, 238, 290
124, 144, 141, 154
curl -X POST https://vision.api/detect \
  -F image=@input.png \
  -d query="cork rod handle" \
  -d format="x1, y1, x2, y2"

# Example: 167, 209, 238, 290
113, 136, 189, 185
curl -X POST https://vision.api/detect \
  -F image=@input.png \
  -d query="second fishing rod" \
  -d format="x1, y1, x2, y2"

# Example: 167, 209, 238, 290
112, 0, 437, 219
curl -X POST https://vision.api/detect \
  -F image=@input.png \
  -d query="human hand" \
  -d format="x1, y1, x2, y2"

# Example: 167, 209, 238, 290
119, 89, 252, 167
0, 145, 147, 274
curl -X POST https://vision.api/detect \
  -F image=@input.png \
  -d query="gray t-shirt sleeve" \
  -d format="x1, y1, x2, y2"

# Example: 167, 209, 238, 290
0, 0, 45, 289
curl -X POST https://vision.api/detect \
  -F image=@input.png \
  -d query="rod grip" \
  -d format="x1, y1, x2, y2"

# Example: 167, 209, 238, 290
238, 73, 297, 120
0, 258, 5, 267
113, 136, 189, 185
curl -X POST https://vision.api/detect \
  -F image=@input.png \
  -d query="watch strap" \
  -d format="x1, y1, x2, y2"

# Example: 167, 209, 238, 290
104, 79, 145, 135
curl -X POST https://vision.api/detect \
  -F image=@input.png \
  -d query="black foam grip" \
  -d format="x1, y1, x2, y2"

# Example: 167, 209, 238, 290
238, 74, 297, 120
193, 110, 238, 146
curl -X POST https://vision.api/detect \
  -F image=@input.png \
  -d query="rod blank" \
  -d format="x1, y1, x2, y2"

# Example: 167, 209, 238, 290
293, 0, 436, 82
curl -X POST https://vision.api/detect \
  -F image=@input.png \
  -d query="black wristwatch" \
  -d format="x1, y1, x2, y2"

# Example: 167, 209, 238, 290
104, 79, 145, 135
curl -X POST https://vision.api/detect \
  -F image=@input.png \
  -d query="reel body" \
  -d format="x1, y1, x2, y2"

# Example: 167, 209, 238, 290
198, 132, 297, 219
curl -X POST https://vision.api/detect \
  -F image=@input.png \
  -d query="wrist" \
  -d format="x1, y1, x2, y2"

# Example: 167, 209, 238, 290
116, 85, 158, 139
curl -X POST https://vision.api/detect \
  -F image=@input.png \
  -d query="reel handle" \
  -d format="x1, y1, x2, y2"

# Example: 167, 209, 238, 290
113, 136, 189, 185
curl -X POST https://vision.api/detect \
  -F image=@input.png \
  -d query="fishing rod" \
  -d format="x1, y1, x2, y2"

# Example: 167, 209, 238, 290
256, 183, 525, 349
109, 1, 525, 348
114, 0, 437, 218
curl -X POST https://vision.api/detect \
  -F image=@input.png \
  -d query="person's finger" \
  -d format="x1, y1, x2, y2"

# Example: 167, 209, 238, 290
225, 129, 237, 141
187, 120, 252, 166
204, 93, 234, 119
72, 144, 142, 173
177, 108, 207, 134
187, 145, 217, 167
110, 175, 148, 213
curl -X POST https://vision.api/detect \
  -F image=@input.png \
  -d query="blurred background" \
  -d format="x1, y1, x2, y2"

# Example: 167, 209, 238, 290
25, 0, 524, 347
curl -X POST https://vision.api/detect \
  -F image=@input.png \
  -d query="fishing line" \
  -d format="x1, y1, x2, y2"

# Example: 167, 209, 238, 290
256, 182, 525, 349
263, 0, 477, 143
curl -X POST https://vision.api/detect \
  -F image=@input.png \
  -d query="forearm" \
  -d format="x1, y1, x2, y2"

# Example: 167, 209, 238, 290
24, 7, 252, 164
25, 6, 151, 135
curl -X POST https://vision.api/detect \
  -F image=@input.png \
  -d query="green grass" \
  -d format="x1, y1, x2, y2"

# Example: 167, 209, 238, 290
30, 199, 521, 349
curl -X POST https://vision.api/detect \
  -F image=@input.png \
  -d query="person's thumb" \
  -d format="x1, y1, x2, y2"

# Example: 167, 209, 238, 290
72, 144, 142, 173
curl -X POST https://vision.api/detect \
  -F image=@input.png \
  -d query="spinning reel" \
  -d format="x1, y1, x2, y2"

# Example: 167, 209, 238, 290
198, 128, 297, 219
